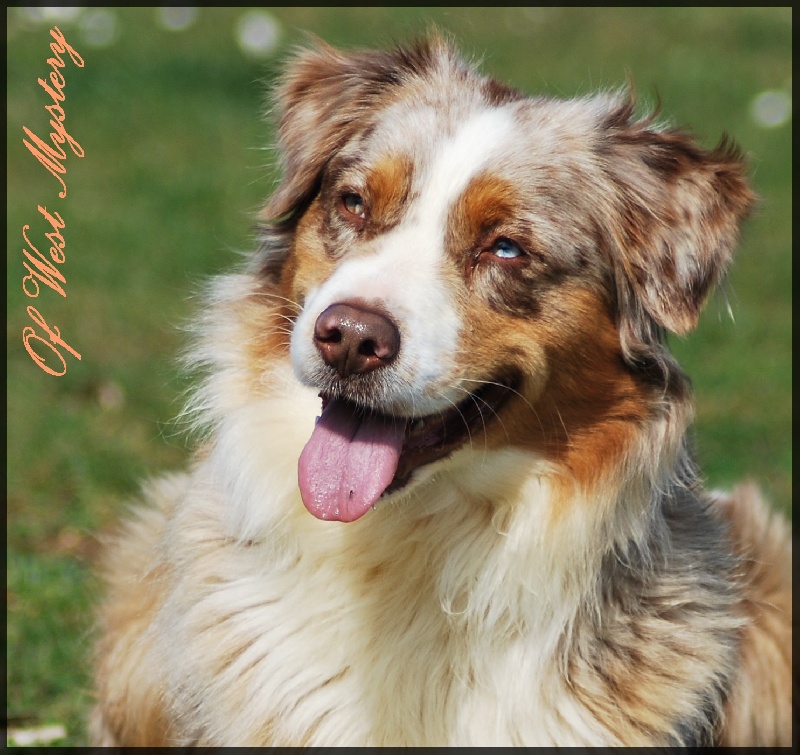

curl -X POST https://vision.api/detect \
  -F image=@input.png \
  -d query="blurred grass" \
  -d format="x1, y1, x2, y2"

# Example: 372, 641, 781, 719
6, 7, 791, 746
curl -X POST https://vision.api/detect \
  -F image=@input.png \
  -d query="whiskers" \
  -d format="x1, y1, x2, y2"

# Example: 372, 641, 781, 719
448, 375, 532, 451
251, 289, 303, 315
250, 289, 303, 348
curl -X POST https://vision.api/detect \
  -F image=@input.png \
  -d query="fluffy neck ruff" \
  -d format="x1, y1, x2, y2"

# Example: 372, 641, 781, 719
173, 275, 740, 746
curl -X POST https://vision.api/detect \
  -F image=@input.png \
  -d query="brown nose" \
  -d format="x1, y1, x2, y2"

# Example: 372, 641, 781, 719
313, 302, 400, 378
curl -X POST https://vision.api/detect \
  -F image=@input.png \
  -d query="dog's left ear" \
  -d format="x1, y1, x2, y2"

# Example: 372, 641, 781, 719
600, 101, 755, 335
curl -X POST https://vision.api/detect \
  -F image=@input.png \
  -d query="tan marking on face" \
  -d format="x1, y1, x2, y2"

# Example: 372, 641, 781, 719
454, 283, 652, 500
450, 172, 520, 253
283, 198, 338, 305
364, 153, 414, 232
245, 199, 337, 373
443, 171, 649, 502
241, 290, 291, 380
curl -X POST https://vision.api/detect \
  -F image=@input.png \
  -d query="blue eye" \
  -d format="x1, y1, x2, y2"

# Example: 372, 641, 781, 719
492, 238, 524, 260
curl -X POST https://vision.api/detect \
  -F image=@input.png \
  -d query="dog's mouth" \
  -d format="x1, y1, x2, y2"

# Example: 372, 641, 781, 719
298, 376, 519, 522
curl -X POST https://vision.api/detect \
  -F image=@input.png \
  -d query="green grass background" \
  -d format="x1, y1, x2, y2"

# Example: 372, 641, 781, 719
6, 7, 791, 746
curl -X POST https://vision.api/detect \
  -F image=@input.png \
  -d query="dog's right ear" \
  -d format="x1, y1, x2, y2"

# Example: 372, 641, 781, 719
598, 98, 755, 338
263, 36, 450, 223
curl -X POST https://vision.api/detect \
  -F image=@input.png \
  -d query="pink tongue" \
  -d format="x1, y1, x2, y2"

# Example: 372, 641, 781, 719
298, 399, 405, 522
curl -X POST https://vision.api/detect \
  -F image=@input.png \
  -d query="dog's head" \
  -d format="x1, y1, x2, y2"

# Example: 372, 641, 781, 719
255, 36, 753, 522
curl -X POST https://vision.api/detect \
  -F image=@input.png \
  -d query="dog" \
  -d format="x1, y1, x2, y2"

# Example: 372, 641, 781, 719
90, 36, 792, 747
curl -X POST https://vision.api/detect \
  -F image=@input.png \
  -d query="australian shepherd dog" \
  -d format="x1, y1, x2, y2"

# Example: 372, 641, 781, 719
91, 36, 792, 747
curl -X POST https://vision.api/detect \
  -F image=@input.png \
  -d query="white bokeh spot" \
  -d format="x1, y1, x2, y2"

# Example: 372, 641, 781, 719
236, 10, 281, 58
156, 7, 199, 33
79, 9, 119, 48
750, 90, 792, 128
20, 7, 83, 24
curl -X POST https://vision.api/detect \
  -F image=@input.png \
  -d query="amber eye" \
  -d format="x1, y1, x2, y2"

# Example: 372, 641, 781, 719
341, 192, 366, 219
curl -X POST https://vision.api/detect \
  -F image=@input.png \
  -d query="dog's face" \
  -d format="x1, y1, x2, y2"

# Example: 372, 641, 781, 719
255, 38, 752, 522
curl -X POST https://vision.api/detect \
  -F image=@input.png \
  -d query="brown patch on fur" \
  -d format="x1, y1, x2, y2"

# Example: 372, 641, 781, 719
240, 214, 335, 379
481, 76, 526, 106
450, 172, 520, 255
456, 281, 653, 501
538, 347, 650, 498
364, 153, 414, 233
364, 562, 389, 585
282, 199, 338, 305
235, 287, 292, 373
